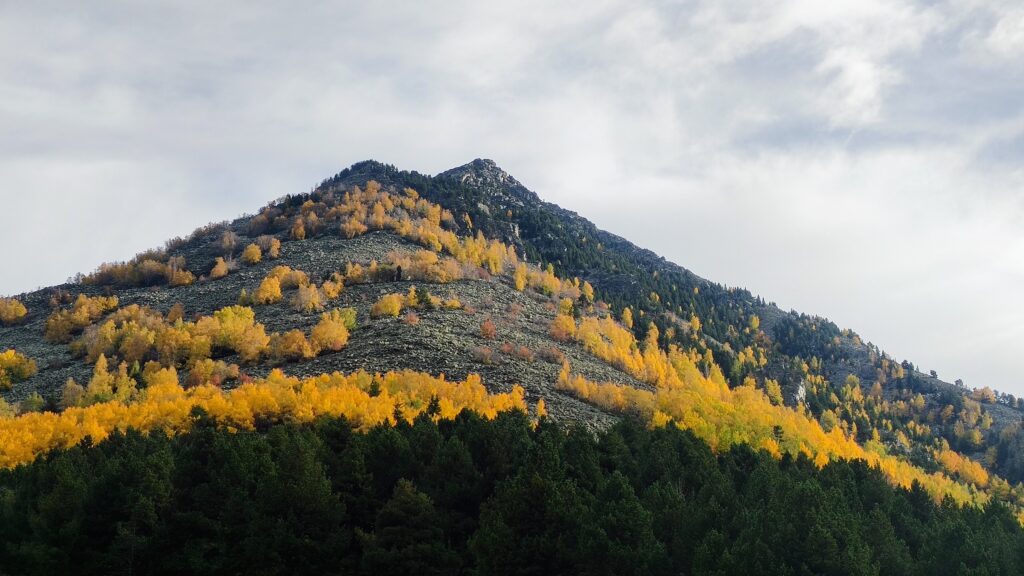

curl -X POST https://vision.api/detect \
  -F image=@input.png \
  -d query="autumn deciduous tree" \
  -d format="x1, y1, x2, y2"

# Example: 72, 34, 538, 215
0, 298, 27, 325
44, 295, 119, 343
621, 307, 634, 330
336, 307, 358, 330
270, 329, 315, 362
209, 257, 230, 280
321, 273, 344, 299
166, 258, 196, 287
241, 243, 262, 264
254, 276, 283, 304
59, 378, 85, 409
581, 281, 595, 304
292, 284, 324, 313
184, 359, 239, 388
0, 350, 37, 390
513, 263, 527, 291
167, 302, 185, 323
257, 235, 281, 259
291, 217, 307, 240
268, 266, 309, 290
558, 298, 574, 316
765, 379, 784, 406
536, 398, 548, 418
341, 216, 369, 239
194, 306, 270, 363
371, 294, 404, 318
550, 315, 576, 342
310, 309, 352, 352
689, 314, 701, 333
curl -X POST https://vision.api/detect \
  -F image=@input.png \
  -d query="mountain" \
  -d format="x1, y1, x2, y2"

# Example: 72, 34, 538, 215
1, 159, 1023, 574
318, 159, 1024, 483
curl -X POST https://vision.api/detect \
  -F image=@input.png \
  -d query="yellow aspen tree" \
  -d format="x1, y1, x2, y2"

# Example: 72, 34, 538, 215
581, 281, 595, 304
513, 263, 528, 292
241, 243, 262, 264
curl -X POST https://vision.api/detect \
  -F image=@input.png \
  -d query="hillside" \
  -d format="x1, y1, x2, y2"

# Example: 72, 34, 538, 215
1, 160, 1024, 573
2, 159, 1023, 484
318, 160, 1024, 486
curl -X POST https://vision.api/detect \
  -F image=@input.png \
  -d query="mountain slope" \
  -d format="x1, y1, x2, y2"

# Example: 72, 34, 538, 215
3, 160, 1024, 573
1, 159, 1022, 493
316, 159, 1024, 486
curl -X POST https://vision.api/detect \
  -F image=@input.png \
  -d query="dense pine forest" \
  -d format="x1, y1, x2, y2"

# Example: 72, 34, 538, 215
0, 410, 1021, 576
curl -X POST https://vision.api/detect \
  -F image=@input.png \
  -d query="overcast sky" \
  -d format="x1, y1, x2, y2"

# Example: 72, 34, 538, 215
2, 1, 1022, 393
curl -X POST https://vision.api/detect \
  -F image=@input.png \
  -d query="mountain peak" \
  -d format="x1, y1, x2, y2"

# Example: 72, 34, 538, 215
439, 158, 514, 187
437, 159, 541, 208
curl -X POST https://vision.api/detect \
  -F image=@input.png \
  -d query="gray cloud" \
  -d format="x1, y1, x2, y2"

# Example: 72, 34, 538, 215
1, 0, 1023, 393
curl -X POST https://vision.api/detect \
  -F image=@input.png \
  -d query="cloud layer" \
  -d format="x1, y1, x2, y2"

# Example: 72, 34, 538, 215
2, 0, 1022, 393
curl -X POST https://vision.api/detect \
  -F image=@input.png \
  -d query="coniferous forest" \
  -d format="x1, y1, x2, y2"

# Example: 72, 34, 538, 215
1, 409, 1021, 576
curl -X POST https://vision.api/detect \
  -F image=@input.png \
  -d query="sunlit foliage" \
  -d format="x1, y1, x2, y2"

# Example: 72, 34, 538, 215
0, 298, 27, 325
241, 243, 262, 264
557, 311, 989, 507
0, 367, 525, 469
371, 294, 405, 318
44, 294, 119, 343
0, 350, 37, 390
254, 276, 283, 304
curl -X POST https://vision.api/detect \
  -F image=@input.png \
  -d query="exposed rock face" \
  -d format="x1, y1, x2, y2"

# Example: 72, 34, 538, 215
439, 159, 537, 208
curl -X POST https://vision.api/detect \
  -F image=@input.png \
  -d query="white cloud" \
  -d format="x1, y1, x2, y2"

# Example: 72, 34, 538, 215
985, 8, 1024, 56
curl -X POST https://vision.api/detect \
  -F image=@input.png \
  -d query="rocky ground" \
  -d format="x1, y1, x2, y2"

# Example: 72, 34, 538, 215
1, 229, 644, 430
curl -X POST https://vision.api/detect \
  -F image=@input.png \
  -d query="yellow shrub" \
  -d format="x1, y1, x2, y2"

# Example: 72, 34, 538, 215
371, 294, 404, 318
549, 314, 577, 342
291, 217, 306, 240
0, 298, 27, 325
185, 359, 240, 388
194, 306, 270, 363
257, 235, 281, 259
209, 257, 229, 280
268, 265, 309, 290
310, 309, 351, 353
270, 329, 314, 361
241, 243, 262, 264
0, 350, 37, 390
321, 273, 344, 299
44, 295, 119, 343
341, 216, 368, 238
254, 276, 283, 304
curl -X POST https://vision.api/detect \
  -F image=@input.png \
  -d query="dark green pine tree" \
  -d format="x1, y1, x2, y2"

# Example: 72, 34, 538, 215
359, 479, 460, 576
